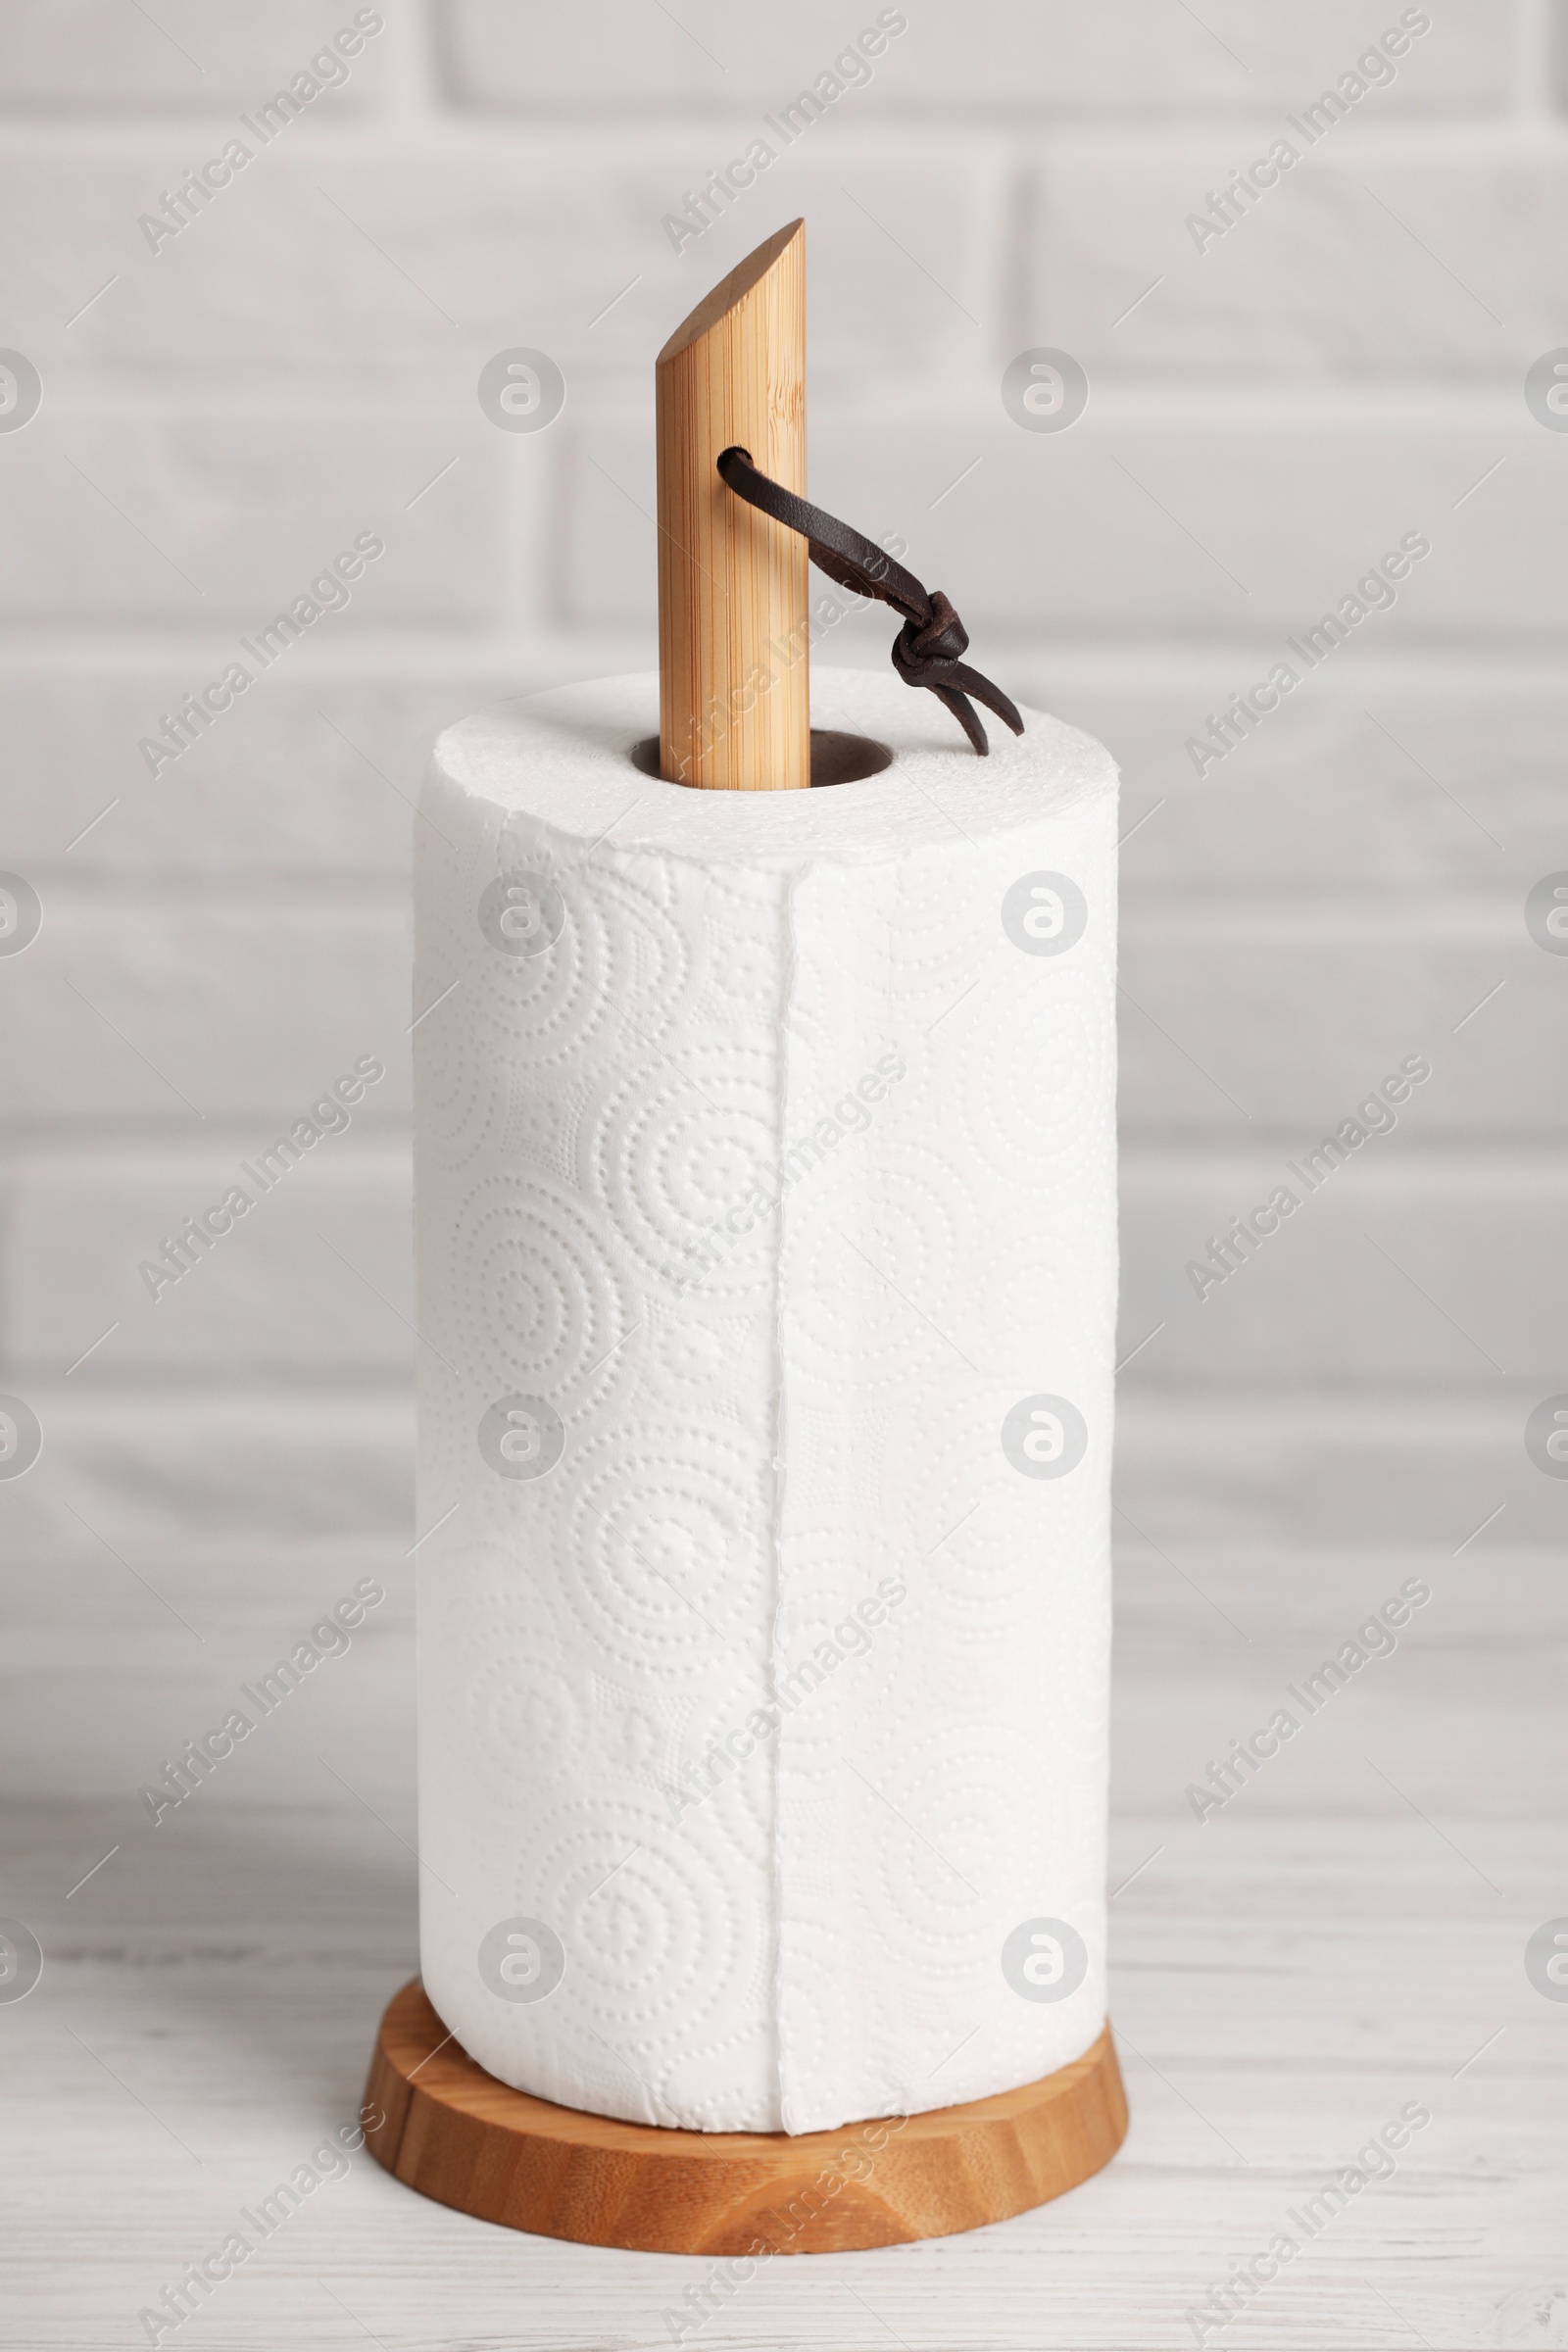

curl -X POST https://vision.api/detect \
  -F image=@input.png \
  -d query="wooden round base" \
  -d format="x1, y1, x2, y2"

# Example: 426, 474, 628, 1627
363, 1980, 1127, 2254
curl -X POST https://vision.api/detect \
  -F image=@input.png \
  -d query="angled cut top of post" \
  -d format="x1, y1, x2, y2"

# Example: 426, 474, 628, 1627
656, 220, 808, 790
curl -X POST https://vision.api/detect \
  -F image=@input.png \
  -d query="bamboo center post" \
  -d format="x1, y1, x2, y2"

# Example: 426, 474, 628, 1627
656, 220, 809, 790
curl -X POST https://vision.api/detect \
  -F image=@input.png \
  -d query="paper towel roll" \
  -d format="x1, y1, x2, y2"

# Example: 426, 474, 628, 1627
414, 668, 1118, 2134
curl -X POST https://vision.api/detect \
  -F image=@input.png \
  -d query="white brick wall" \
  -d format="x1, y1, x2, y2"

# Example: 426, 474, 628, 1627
2, 0, 1563, 1578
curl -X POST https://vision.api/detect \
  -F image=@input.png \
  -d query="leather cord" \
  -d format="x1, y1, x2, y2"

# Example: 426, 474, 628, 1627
715, 445, 1024, 757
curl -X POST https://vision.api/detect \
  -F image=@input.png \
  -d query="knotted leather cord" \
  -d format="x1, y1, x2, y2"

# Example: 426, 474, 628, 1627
715, 446, 1025, 758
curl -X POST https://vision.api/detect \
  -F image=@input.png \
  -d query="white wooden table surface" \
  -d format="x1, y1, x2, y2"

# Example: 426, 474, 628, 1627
3, 1529, 1563, 2352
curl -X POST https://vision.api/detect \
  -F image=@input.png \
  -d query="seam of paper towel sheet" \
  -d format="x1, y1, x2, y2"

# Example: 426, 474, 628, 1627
772, 859, 800, 2129
715, 446, 1025, 757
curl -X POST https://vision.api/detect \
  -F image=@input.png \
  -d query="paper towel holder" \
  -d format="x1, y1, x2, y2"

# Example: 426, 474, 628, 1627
368, 220, 1127, 2250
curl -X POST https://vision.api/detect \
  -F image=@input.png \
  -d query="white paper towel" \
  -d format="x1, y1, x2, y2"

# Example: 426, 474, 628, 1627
414, 667, 1118, 2133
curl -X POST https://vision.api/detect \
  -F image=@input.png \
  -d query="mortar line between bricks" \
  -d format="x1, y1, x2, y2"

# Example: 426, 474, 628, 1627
0, 116, 1542, 160
380, 0, 446, 122
0, 639, 1564, 679
1, 1133, 1558, 1176
1509, 0, 1558, 120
